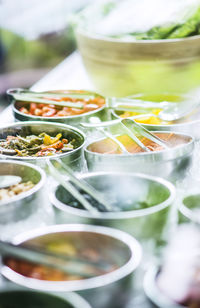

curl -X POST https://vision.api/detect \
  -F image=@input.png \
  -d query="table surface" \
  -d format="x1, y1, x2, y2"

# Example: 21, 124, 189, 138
0, 51, 163, 308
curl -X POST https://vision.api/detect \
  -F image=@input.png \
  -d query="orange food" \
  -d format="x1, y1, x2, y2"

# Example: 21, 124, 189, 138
19, 96, 105, 117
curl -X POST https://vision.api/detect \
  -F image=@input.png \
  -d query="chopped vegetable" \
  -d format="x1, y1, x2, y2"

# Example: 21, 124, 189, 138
18, 95, 105, 117
0, 181, 34, 202
0, 133, 75, 157
77, 0, 200, 40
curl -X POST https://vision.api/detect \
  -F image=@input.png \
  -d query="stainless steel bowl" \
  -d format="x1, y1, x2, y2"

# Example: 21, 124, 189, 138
76, 27, 200, 96
144, 266, 186, 308
111, 92, 200, 140
9, 89, 107, 127
179, 193, 200, 224
1, 224, 142, 308
0, 282, 91, 308
0, 160, 46, 224
84, 131, 194, 180
0, 121, 85, 171
50, 172, 175, 243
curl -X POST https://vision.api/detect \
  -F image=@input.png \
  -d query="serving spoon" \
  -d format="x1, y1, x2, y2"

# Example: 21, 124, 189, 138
0, 176, 21, 189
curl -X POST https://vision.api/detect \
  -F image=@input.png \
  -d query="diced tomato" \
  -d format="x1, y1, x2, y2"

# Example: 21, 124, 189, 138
34, 108, 43, 116
42, 108, 56, 117
56, 110, 69, 117
30, 103, 37, 114
37, 104, 44, 108
19, 107, 29, 114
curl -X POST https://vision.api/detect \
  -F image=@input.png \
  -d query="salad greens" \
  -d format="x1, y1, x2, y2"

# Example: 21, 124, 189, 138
76, 0, 200, 40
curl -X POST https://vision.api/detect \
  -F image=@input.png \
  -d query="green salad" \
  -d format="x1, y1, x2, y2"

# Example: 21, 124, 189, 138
76, 0, 200, 40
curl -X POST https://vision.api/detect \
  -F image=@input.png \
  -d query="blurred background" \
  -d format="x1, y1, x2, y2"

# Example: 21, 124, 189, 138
0, 0, 92, 111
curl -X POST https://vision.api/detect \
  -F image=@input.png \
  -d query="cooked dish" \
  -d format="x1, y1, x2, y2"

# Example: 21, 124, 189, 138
114, 93, 184, 125
4, 240, 115, 281
18, 97, 105, 117
0, 133, 75, 157
5, 258, 82, 281
87, 133, 178, 154
0, 181, 34, 202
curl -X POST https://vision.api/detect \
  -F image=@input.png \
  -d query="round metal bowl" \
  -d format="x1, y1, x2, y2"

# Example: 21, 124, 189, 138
0, 121, 85, 170
76, 27, 200, 96
9, 89, 106, 127
111, 93, 200, 140
144, 266, 186, 308
50, 172, 175, 243
0, 160, 46, 224
0, 282, 91, 308
84, 131, 194, 180
1, 224, 142, 308
179, 193, 200, 224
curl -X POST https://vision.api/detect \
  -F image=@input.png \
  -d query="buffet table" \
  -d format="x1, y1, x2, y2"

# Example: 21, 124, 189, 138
1, 51, 198, 308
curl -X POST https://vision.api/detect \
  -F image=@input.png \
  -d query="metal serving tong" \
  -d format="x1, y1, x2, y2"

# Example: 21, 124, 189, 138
0, 240, 112, 278
48, 159, 115, 214
107, 95, 200, 122
7, 88, 89, 109
121, 118, 169, 152
81, 117, 169, 153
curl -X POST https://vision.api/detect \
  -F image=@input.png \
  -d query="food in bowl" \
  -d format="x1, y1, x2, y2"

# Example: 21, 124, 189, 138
87, 133, 180, 154
5, 258, 83, 281
4, 239, 112, 281
0, 181, 34, 202
11, 89, 105, 119
0, 133, 75, 157
77, 0, 200, 40
19, 97, 105, 117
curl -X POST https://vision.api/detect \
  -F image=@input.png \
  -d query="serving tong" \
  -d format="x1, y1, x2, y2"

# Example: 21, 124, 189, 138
48, 159, 115, 214
81, 118, 169, 153
0, 239, 112, 278
107, 95, 200, 122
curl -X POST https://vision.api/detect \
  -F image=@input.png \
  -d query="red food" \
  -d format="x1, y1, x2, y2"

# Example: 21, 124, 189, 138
30, 103, 37, 114
18, 94, 105, 117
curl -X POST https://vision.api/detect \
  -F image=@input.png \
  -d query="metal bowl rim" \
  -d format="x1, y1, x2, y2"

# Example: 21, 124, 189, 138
143, 265, 186, 308
180, 193, 200, 224
84, 130, 194, 159
1, 224, 142, 292
0, 284, 92, 308
50, 171, 175, 219
0, 121, 86, 161
76, 27, 200, 44
111, 109, 200, 131
0, 160, 46, 206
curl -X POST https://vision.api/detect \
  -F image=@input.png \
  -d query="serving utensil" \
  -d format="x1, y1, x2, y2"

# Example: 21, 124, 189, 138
0, 239, 111, 278
10, 94, 84, 109
82, 116, 169, 153
48, 160, 114, 213
108, 96, 200, 122
81, 114, 153, 128
121, 119, 170, 150
0, 175, 22, 189
88, 117, 129, 154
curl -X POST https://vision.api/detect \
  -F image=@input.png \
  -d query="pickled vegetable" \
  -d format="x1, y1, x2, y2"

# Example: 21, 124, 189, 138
0, 133, 75, 157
